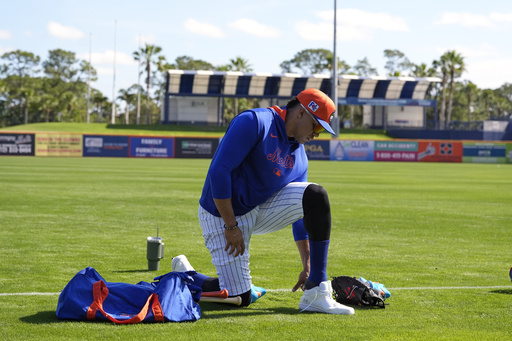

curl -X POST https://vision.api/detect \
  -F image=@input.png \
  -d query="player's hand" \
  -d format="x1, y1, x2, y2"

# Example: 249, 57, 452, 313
224, 227, 245, 257
292, 270, 309, 292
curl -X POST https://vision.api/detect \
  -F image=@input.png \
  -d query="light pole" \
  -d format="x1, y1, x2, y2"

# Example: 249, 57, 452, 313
111, 20, 117, 124
87, 33, 91, 123
332, 0, 340, 136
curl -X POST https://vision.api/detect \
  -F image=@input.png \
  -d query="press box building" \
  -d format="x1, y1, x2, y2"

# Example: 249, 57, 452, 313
161, 70, 441, 130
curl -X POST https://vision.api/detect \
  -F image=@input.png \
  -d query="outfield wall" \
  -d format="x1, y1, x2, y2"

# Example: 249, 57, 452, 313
1, 132, 511, 164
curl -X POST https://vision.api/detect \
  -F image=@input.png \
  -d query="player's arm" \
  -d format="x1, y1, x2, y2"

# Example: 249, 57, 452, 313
209, 112, 260, 257
290, 166, 310, 291
214, 197, 245, 257
293, 239, 310, 292
292, 219, 310, 292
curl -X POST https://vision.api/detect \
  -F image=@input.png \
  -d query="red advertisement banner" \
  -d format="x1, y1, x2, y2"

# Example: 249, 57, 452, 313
417, 141, 462, 162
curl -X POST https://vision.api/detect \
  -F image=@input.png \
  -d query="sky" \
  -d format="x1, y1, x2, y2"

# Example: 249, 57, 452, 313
1, 0, 511, 101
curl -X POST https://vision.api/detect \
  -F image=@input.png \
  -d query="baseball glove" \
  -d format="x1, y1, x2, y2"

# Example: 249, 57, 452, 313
331, 276, 386, 308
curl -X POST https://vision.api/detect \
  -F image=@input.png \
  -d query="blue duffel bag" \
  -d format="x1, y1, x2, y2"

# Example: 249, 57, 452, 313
56, 267, 201, 323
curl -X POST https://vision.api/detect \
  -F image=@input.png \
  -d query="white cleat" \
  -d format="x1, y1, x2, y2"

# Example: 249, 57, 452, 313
171, 255, 195, 272
299, 281, 355, 315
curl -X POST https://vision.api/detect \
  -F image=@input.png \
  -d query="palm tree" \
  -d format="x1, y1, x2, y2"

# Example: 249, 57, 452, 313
117, 88, 136, 125
493, 96, 512, 118
462, 81, 479, 123
480, 89, 496, 119
442, 51, 466, 127
434, 58, 449, 129
229, 56, 252, 73
37, 93, 58, 123
90, 90, 110, 123
412, 63, 438, 78
228, 56, 252, 117
133, 44, 162, 125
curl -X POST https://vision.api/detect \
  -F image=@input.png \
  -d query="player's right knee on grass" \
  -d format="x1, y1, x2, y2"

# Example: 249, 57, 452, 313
202, 277, 251, 307
239, 290, 252, 307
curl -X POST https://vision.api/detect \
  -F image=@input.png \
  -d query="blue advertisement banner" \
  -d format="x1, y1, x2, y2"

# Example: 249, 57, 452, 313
463, 143, 506, 157
0, 133, 35, 156
83, 135, 129, 157
462, 142, 507, 163
129, 137, 174, 158
305, 140, 330, 160
330, 140, 374, 161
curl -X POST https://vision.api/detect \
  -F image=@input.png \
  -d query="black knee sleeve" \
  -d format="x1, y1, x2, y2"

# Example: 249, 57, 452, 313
201, 278, 220, 292
202, 278, 251, 307
302, 184, 331, 241
238, 290, 252, 307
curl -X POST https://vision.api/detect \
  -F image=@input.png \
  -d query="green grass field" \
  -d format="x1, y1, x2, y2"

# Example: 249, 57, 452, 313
1, 157, 511, 340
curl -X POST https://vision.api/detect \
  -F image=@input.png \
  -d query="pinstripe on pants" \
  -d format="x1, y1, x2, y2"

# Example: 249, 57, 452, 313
198, 182, 313, 296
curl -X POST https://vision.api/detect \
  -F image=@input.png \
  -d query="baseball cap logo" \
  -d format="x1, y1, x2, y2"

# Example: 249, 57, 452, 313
307, 101, 319, 113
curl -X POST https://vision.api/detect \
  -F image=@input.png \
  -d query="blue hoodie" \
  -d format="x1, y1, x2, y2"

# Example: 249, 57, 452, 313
199, 106, 308, 217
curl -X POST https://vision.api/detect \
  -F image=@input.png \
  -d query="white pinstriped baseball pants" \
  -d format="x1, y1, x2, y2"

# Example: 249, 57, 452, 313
198, 182, 313, 296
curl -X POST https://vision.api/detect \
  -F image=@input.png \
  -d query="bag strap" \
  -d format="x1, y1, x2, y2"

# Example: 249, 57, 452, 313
87, 280, 164, 324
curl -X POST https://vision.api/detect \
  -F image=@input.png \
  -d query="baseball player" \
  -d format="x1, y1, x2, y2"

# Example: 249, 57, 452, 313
173, 89, 354, 314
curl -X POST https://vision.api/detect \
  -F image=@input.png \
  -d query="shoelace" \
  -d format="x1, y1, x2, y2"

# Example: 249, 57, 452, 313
299, 289, 319, 313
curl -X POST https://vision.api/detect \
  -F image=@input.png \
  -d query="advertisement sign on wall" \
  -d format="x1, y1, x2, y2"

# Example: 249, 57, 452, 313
129, 137, 174, 158
83, 135, 129, 157
35, 133, 83, 157
417, 141, 462, 162
0, 133, 35, 156
330, 140, 374, 161
175, 137, 219, 159
305, 140, 330, 160
463, 142, 507, 163
507, 144, 512, 164
374, 141, 417, 162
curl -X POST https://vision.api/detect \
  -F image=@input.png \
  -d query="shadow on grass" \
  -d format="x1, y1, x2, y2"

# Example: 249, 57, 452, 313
199, 303, 299, 319
490, 289, 512, 295
21, 306, 299, 324
21, 304, 376, 323
20, 311, 61, 324
199, 302, 386, 318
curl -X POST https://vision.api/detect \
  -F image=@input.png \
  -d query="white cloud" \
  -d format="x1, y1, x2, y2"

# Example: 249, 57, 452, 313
0, 30, 11, 39
489, 12, 512, 23
184, 19, 225, 38
434, 12, 496, 28
465, 58, 512, 89
77, 50, 137, 66
299, 9, 409, 42
434, 43, 498, 59
337, 9, 409, 32
228, 19, 281, 38
296, 20, 377, 42
47, 21, 85, 39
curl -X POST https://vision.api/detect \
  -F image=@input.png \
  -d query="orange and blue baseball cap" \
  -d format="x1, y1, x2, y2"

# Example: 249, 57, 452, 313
297, 88, 336, 135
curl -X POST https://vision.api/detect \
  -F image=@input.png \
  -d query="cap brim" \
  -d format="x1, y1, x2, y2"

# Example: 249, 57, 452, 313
318, 119, 336, 135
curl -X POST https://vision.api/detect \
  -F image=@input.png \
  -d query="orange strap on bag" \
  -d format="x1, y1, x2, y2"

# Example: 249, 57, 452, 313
86, 280, 164, 324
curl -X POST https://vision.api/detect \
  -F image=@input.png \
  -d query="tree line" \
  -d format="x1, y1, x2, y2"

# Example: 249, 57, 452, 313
1, 46, 511, 129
